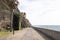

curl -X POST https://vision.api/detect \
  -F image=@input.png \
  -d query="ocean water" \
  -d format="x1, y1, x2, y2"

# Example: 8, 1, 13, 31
34, 25, 60, 32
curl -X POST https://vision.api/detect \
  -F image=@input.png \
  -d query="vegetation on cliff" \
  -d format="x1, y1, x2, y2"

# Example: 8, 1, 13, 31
20, 12, 32, 28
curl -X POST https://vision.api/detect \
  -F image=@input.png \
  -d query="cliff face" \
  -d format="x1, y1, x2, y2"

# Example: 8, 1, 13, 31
0, 0, 20, 30
0, 0, 32, 30
0, 0, 11, 30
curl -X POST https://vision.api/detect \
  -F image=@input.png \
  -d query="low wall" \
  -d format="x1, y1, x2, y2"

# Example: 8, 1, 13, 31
33, 27, 60, 40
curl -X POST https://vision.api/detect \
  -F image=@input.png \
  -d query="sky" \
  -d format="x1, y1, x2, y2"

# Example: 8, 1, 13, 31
18, 0, 60, 25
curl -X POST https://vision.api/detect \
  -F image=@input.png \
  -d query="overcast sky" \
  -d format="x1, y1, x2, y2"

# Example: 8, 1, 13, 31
18, 0, 60, 25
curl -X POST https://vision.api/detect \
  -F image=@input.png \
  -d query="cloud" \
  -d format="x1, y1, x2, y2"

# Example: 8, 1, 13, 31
18, 0, 60, 25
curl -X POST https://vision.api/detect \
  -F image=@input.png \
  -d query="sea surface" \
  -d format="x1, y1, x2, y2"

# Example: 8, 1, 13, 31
33, 25, 60, 32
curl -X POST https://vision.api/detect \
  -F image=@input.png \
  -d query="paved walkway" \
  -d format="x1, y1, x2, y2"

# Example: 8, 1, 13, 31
0, 28, 51, 40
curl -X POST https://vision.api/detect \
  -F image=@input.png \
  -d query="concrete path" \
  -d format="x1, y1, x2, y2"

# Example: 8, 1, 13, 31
0, 28, 51, 40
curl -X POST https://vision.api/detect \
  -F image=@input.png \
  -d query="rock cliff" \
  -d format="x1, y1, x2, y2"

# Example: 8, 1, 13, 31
0, 0, 32, 30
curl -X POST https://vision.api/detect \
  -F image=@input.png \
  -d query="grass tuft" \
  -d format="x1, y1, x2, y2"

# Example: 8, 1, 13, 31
0, 31, 11, 37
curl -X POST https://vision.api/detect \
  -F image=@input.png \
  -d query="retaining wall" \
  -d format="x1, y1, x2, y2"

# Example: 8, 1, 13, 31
33, 27, 60, 40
